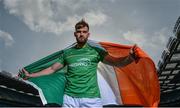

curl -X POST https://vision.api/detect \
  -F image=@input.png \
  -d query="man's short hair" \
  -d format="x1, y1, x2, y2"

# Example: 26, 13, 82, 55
75, 19, 89, 31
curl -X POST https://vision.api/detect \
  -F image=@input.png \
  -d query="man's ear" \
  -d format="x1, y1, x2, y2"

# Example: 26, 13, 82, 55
88, 32, 90, 37
74, 32, 77, 37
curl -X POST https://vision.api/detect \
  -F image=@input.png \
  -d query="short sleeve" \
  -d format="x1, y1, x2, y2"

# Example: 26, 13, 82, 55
58, 51, 65, 65
99, 50, 108, 61
95, 47, 108, 62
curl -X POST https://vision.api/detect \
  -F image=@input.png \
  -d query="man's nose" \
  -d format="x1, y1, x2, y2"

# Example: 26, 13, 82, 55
80, 32, 84, 35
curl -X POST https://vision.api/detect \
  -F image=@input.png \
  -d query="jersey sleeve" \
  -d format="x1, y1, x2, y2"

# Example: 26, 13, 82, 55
57, 51, 65, 65
95, 47, 108, 62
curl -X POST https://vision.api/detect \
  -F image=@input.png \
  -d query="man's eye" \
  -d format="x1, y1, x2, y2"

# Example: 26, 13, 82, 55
83, 31, 87, 33
76, 31, 88, 33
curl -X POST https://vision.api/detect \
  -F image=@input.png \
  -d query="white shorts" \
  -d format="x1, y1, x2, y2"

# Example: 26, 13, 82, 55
62, 94, 103, 108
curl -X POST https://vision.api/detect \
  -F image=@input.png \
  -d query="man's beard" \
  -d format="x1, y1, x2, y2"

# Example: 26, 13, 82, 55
76, 37, 88, 44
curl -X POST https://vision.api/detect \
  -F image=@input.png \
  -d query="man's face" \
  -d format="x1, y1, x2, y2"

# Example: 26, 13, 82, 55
74, 26, 90, 44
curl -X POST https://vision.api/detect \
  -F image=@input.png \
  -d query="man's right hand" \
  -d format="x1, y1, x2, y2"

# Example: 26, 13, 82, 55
21, 68, 31, 80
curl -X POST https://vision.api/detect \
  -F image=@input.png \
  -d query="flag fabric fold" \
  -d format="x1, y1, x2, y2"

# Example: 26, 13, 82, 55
20, 40, 160, 107
99, 41, 160, 107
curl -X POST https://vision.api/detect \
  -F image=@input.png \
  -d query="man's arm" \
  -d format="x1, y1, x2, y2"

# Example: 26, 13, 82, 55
22, 62, 64, 79
103, 54, 134, 67
102, 44, 138, 68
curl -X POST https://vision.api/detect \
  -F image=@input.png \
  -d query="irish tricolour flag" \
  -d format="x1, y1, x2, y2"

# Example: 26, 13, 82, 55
20, 40, 160, 107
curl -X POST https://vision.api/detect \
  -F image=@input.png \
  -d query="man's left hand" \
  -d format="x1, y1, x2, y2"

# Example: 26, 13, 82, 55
129, 44, 140, 63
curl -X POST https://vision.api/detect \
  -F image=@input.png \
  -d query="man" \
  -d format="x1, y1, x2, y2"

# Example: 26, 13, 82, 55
22, 19, 138, 107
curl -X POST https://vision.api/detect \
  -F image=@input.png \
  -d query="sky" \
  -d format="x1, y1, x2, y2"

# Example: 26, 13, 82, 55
0, 0, 180, 76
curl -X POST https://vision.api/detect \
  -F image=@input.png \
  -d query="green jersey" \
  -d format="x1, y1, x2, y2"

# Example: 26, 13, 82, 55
58, 43, 107, 98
